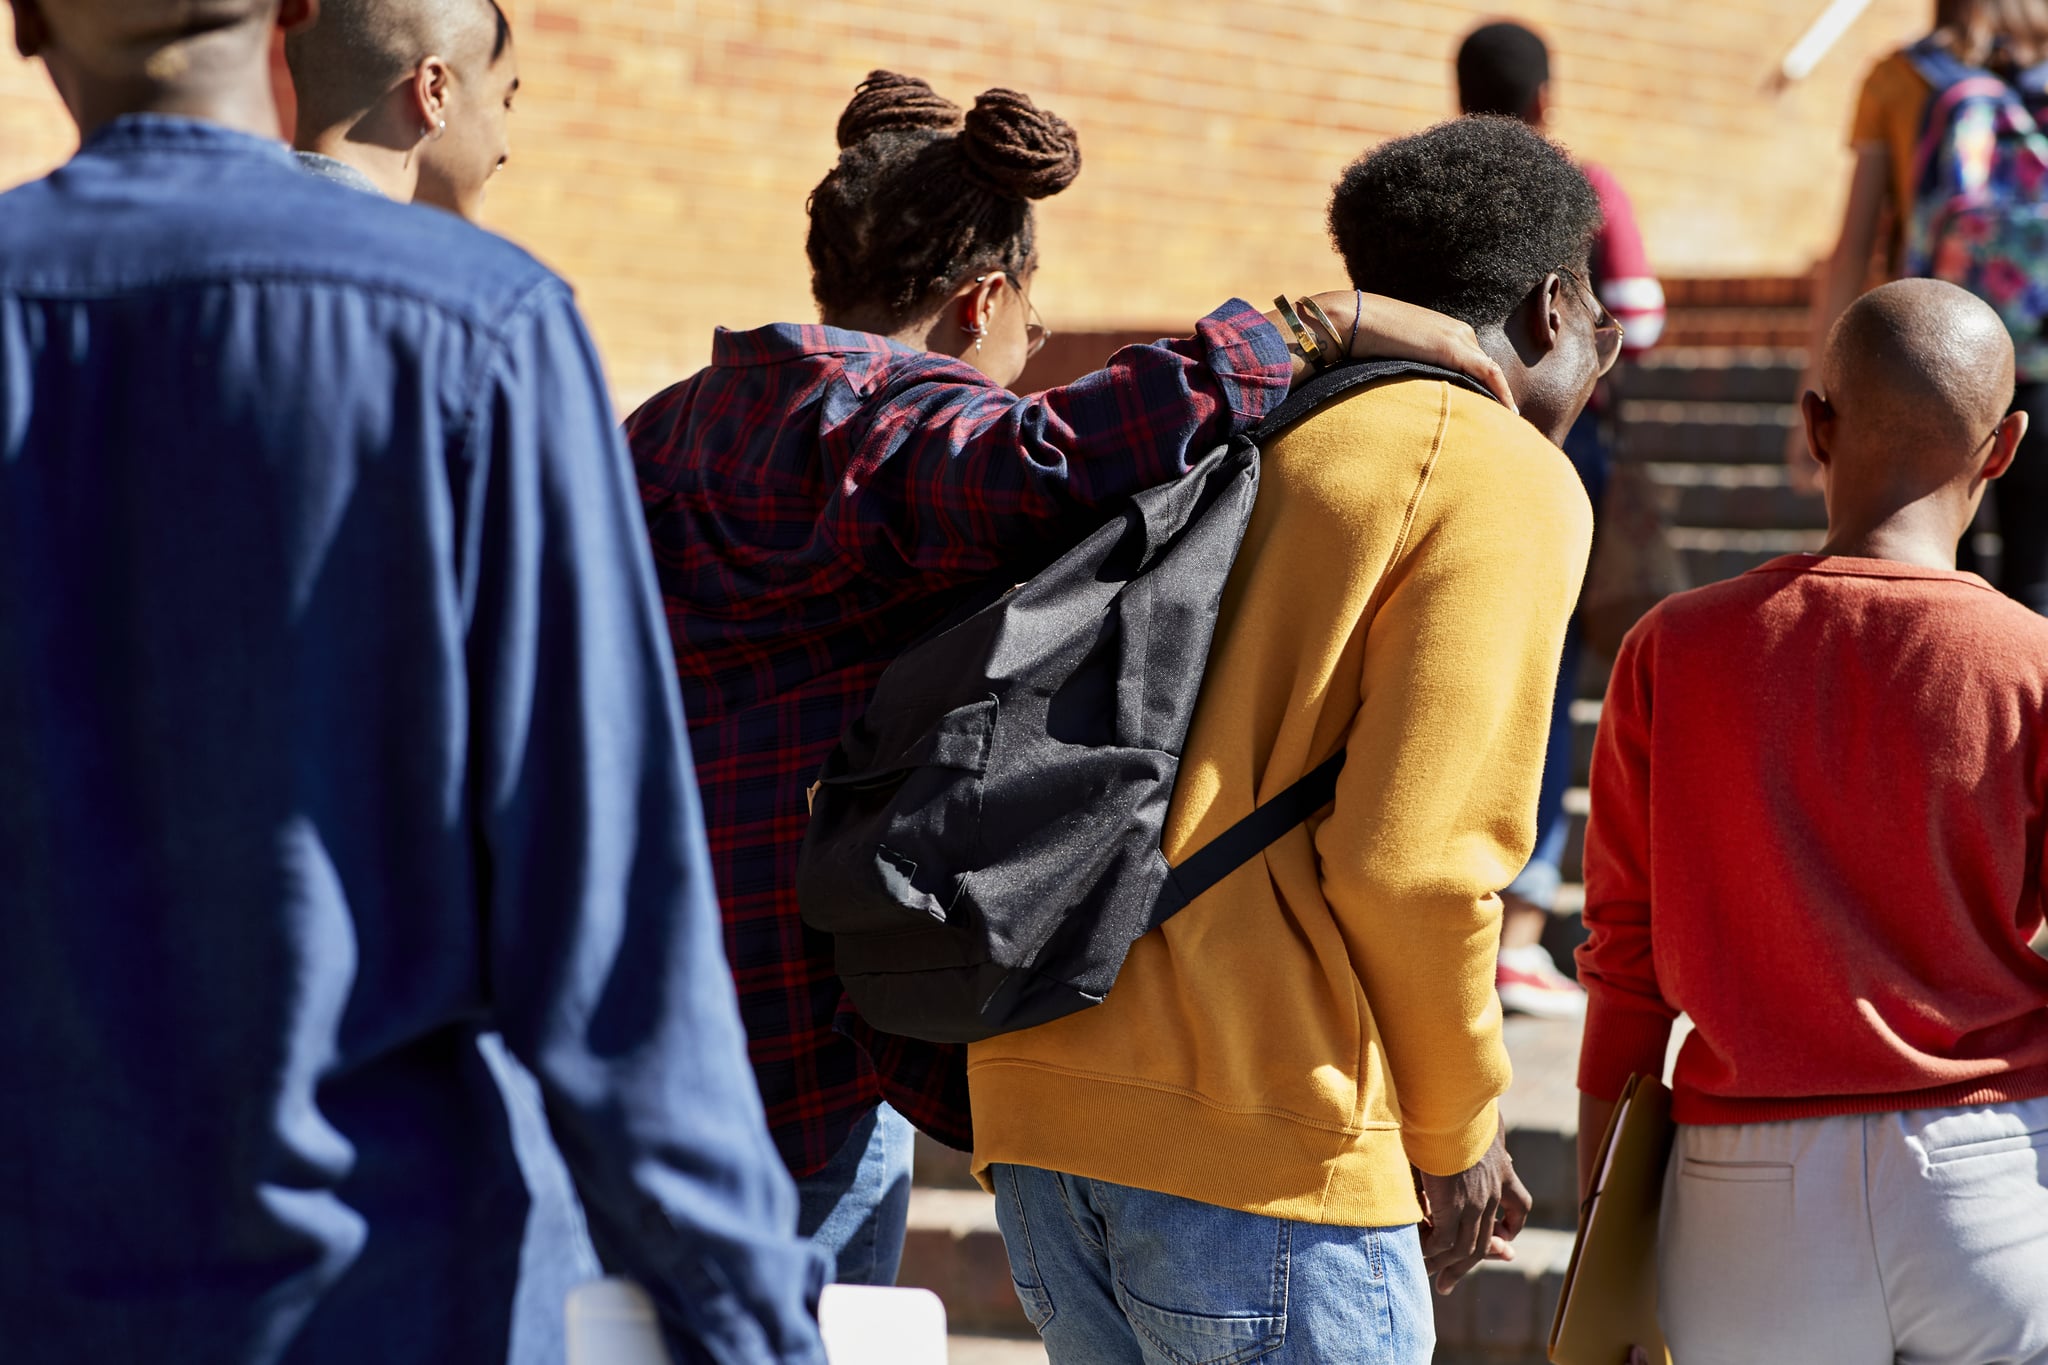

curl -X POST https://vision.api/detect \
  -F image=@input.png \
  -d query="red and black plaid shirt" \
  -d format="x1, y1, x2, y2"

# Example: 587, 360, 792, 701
625, 301, 1290, 1174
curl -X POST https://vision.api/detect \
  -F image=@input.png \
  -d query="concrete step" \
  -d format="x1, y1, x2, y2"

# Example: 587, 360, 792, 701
1618, 399, 1798, 465
1498, 1014, 1583, 1231
1663, 275, 1813, 311
915, 1131, 980, 1190
899, 1187, 1026, 1335
1614, 346, 1803, 404
1432, 1226, 1577, 1365
1658, 307, 1809, 350
1646, 460, 1828, 532
1670, 526, 1825, 587
948, 1336, 1048, 1364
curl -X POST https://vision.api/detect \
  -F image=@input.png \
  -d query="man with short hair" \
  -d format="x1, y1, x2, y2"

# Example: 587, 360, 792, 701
0, 2, 826, 1362
969, 116, 1606, 1363
1577, 277, 2048, 1363
285, 0, 516, 218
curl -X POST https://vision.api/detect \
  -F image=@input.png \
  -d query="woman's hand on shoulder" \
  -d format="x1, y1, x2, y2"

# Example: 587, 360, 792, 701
1295, 290, 1518, 413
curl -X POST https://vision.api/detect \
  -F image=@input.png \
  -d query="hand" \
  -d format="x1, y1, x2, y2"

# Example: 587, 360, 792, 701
1268, 291, 1519, 413
1417, 1118, 1532, 1295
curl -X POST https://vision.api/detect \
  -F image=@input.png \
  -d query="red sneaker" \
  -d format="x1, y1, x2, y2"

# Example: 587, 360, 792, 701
1496, 944, 1587, 1020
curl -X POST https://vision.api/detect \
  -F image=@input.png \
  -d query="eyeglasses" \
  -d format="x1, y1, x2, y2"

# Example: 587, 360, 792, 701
976, 272, 1052, 359
1558, 266, 1625, 376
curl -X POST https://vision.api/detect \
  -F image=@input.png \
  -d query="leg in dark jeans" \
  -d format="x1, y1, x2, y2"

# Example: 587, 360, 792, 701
1996, 382, 2048, 615
1500, 407, 1606, 1013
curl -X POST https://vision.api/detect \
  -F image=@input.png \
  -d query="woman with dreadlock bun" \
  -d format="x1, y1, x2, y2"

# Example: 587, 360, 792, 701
625, 70, 1515, 1285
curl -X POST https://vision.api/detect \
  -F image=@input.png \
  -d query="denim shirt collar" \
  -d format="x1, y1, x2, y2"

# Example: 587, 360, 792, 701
78, 114, 298, 167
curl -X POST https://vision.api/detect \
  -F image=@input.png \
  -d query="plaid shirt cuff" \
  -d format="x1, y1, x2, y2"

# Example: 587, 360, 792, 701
1187, 299, 1293, 426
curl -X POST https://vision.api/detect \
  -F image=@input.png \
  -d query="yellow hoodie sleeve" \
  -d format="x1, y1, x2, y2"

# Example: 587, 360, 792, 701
1315, 392, 1593, 1176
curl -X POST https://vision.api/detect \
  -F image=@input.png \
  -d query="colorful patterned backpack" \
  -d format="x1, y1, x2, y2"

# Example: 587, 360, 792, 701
1905, 37, 2048, 381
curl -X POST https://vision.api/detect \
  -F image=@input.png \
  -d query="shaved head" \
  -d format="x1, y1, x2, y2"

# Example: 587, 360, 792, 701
285, 0, 503, 127
1805, 278, 2029, 565
1822, 279, 2016, 474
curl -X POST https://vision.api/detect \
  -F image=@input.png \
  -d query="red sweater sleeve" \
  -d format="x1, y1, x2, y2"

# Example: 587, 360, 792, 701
1583, 162, 1665, 354
1576, 617, 1681, 1101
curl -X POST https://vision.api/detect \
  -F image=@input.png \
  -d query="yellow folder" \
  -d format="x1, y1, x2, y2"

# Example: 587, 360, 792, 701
1547, 1073, 1675, 1365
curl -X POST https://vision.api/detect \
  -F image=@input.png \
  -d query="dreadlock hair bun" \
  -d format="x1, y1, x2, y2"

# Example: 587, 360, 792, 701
807, 70, 1083, 331
836, 70, 963, 148
959, 88, 1082, 200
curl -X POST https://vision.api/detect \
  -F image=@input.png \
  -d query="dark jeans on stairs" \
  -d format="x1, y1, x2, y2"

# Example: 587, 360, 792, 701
1959, 380, 2048, 616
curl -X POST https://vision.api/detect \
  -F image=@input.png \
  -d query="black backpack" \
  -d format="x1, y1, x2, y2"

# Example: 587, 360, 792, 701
795, 359, 1494, 1043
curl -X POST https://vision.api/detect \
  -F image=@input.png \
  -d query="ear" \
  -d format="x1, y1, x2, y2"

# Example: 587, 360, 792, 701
957, 273, 1005, 337
277, 0, 319, 35
1517, 273, 1567, 360
10, 0, 50, 59
1984, 408, 2028, 481
410, 55, 453, 137
1800, 389, 1835, 468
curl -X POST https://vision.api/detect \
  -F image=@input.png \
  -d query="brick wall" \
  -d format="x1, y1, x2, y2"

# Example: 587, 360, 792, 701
0, 0, 1929, 407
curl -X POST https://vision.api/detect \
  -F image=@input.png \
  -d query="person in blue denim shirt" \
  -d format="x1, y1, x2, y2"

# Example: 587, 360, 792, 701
0, 3, 828, 1363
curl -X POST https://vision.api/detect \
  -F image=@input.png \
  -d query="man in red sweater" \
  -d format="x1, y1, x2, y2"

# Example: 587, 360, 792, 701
1577, 277, 2048, 1364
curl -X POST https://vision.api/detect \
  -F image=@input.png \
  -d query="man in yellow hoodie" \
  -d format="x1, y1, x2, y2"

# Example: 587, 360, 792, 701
968, 116, 1606, 1363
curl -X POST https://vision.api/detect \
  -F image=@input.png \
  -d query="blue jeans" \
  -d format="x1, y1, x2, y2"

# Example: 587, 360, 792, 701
990, 1165, 1434, 1365
795, 1102, 915, 1285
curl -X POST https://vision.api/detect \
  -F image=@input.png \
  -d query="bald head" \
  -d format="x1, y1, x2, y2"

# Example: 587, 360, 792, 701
285, 0, 504, 129
1804, 278, 2029, 566
1822, 279, 2016, 476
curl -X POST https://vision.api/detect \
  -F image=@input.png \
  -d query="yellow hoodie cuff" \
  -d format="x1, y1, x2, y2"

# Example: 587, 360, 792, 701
1402, 1099, 1501, 1178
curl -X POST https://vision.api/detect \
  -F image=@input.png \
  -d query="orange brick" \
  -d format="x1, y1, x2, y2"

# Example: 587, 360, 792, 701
0, 0, 1936, 409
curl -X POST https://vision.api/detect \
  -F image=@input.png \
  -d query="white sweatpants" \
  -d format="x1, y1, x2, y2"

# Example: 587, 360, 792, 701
1657, 1095, 2048, 1364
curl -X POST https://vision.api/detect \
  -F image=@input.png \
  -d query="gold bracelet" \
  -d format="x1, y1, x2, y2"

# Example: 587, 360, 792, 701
1296, 296, 1346, 365
1274, 294, 1326, 370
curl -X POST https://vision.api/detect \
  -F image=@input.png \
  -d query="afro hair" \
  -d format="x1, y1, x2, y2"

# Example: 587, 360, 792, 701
1327, 116, 1603, 331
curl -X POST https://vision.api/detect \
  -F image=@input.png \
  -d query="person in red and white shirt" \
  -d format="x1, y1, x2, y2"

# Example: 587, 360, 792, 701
1456, 19, 1664, 1017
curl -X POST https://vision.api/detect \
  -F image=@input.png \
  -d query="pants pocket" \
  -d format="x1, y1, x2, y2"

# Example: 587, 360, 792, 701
1678, 1157, 1795, 1183
1661, 1158, 1802, 1362
1102, 1187, 1289, 1365
1115, 1286, 1285, 1365
1923, 1126, 2048, 1166
1011, 1281, 1056, 1333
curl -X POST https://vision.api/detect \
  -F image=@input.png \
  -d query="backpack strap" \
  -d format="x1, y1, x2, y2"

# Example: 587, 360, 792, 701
1253, 357, 1498, 442
1905, 34, 1983, 93
1904, 40, 2022, 199
1152, 748, 1348, 925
